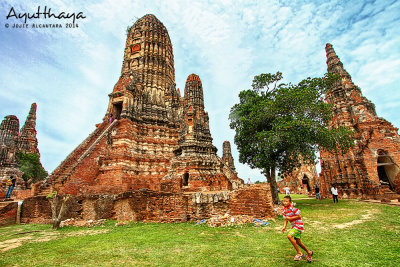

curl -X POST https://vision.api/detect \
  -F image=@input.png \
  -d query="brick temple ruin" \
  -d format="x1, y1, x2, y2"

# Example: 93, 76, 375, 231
0, 103, 41, 199
277, 162, 318, 195
319, 44, 400, 199
3, 17, 400, 226
19, 14, 274, 224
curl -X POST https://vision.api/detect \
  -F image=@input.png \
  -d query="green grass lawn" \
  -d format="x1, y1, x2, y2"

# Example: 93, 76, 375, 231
1, 199, 399, 266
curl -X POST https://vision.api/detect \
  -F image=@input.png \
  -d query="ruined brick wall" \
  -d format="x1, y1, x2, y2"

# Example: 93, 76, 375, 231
0, 202, 18, 226
228, 184, 275, 218
22, 185, 275, 224
319, 44, 400, 199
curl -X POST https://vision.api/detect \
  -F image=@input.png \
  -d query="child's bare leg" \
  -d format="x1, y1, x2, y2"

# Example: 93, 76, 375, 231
287, 235, 302, 255
296, 238, 312, 256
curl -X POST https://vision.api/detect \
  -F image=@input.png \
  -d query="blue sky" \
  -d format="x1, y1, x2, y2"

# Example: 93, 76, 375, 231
1, 0, 399, 182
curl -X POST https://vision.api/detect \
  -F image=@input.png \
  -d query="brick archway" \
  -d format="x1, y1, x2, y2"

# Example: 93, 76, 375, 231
183, 173, 189, 186
377, 150, 398, 192
301, 174, 311, 193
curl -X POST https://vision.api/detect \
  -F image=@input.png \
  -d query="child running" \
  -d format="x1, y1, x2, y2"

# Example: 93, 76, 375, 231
281, 195, 313, 262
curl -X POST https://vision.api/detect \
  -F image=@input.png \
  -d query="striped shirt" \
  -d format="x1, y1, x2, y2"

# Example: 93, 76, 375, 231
282, 205, 304, 232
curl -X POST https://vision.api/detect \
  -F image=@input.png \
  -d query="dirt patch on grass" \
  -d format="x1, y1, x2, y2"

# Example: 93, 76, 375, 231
65, 229, 109, 237
0, 229, 110, 252
0, 236, 32, 252
235, 231, 246, 237
332, 209, 379, 229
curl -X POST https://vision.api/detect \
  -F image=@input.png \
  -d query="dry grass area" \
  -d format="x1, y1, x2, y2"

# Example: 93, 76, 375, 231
0, 228, 109, 252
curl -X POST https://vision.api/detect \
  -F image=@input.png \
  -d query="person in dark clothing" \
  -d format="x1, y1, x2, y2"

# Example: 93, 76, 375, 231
315, 185, 321, 200
5, 176, 16, 199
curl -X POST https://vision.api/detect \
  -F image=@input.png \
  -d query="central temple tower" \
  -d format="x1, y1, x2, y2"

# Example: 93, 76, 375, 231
106, 14, 180, 125
41, 14, 243, 196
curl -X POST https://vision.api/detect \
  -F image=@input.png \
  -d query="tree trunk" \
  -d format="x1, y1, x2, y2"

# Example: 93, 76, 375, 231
48, 195, 70, 229
266, 167, 279, 204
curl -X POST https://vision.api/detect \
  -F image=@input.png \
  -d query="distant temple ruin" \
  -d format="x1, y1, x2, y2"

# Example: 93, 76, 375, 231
278, 162, 318, 195
319, 44, 400, 199
0, 103, 41, 196
21, 15, 274, 224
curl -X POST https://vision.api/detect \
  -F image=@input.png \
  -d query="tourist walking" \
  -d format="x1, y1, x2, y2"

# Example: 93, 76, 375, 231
331, 185, 338, 203
5, 175, 16, 200
109, 114, 114, 123
315, 185, 321, 200
281, 195, 313, 262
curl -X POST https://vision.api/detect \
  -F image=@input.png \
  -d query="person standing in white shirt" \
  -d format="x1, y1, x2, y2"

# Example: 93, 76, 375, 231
331, 185, 338, 203
284, 186, 290, 196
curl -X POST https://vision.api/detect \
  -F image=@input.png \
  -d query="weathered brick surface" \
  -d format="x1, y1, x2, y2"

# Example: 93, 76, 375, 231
319, 44, 400, 199
228, 184, 275, 218
278, 162, 318, 195
18, 103, 40, 155
22, 184, 275, 223
0, 201, 18, 226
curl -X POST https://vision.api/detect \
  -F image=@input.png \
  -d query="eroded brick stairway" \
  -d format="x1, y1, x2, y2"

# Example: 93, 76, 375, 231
37, 120, 118, 196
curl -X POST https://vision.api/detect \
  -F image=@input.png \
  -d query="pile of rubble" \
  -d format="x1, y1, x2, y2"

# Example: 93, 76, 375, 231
196, 213, 270, 227
60, 218, 106, 228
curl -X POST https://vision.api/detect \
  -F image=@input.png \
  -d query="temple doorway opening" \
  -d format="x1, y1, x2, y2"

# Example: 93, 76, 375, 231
183, 172, 189, 186
377, 151, 398, 191
302, 175, 311, 193
113, 102, 123, 119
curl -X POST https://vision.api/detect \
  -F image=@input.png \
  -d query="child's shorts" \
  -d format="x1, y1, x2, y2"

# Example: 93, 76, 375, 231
288, 228, 302, 239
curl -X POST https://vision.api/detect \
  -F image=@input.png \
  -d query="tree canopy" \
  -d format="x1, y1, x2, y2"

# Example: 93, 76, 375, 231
18, 152, 48, 184
229, 72, 354, 203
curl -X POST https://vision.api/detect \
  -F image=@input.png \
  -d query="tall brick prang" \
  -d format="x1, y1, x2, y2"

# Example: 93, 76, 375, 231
319, 43, 400, 199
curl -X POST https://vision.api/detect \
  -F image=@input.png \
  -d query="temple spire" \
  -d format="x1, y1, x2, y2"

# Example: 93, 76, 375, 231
222, 141, 236, 172
184, 74, 204, 111
325, 43, 352, 82
19, 103, 39, 155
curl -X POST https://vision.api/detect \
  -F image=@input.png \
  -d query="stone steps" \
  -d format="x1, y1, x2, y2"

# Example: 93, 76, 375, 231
36, 120, 118, 196
50, 122, 110, 177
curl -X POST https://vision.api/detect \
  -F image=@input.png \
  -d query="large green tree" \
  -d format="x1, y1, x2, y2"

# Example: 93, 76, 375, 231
18, 152, 48, 186
229, 72, 354, 204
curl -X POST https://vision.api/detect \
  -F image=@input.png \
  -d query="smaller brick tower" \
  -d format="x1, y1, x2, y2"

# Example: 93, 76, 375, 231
164, 74, 241, 191
319, 43, 400, 199
222, 141, 236, 173
0, 116, 20, 169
